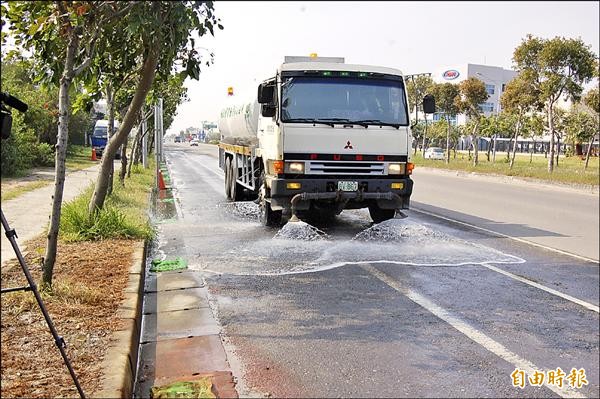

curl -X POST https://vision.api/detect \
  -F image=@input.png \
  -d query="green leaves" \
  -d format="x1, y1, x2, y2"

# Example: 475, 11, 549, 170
513, 34, 598, 104
457, 77, 489, 119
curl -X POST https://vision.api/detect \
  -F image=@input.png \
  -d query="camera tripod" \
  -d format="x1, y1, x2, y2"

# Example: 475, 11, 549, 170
1, 209, 85, 399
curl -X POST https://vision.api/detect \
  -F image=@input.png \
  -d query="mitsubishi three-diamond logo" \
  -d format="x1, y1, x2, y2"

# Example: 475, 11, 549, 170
344, 140, 353, 149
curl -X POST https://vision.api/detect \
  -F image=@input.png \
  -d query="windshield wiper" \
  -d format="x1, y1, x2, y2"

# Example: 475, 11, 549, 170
315, 118, 371, 128
284, 118, 335, 127
350, 119, 401, 129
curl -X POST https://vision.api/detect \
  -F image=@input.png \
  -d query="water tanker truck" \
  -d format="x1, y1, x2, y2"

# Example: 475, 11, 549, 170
218, 55, 434, 226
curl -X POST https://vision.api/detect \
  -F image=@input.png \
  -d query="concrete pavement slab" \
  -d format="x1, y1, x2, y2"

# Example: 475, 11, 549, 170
136, 336, 230, 397
141, 308, 220, 343
144, 270, 205, 293
143, 287, 210, 313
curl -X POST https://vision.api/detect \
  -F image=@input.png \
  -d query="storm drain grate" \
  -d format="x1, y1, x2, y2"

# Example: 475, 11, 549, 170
150, 257, 188, 272
150, 379, 215, 398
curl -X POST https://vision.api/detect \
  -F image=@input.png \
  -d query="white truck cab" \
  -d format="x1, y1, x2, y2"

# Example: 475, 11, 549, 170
219, 56, 434, 226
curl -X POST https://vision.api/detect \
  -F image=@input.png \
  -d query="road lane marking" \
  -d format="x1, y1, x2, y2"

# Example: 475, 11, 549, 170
361, 264, 587, 399
411, 207, 598, 264
482, 264, 599, 313
411, 207, 599, 313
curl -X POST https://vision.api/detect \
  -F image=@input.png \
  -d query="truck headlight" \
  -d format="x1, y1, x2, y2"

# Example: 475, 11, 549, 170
285, 161, 305, 174
388, 163, 405, 175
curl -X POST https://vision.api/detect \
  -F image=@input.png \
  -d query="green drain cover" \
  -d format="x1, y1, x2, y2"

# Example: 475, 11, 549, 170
150, 257, 187, 272
150, 379, 215, 398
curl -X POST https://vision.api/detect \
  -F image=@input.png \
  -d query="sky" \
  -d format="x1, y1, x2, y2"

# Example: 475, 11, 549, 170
164, 1, 600, 135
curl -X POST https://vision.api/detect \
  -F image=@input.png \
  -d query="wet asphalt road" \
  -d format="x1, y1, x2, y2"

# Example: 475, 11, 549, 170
154, 143, 599, 398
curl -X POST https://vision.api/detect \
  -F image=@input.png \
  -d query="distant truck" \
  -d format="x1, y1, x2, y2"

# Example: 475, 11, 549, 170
91, 119, 121, 158
218, 55, 434, 226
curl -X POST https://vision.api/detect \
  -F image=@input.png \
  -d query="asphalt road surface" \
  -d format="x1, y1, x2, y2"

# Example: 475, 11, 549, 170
154, 143, 599, 398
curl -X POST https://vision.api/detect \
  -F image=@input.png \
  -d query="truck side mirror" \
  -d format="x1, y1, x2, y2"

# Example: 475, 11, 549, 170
423, 95, 436, 114
261, 105, 276, 117
258, 84, 274, 104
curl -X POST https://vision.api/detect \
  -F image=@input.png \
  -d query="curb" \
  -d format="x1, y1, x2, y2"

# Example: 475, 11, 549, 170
94, 240, 147, 398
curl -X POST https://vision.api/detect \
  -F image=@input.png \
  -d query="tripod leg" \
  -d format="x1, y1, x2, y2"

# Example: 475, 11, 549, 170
1, 209, 86, 399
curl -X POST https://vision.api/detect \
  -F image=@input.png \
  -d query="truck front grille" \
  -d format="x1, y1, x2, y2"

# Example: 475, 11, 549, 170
307, 161, 385, 175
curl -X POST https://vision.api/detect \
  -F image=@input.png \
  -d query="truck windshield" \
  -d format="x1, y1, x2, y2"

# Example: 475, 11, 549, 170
93, 126, 108, 138
281, 76, 408, 126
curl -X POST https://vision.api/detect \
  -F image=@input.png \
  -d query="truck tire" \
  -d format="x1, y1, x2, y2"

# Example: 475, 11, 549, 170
258, 172, 281, 227
224, 157, 233, 200
229, 159, 245, 201
368, 205, 396, 223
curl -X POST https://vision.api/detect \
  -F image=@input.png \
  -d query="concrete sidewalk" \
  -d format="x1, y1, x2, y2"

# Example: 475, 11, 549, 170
1, 164, 101, 268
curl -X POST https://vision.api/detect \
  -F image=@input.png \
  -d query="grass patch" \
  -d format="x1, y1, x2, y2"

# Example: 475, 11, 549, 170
412, 151, 599, 186
65, 144, 97, 171
1, 180, 52, 201
60, 162, 155, 241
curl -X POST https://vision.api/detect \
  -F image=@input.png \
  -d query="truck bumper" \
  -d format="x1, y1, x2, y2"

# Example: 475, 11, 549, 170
269, 177, 413, 211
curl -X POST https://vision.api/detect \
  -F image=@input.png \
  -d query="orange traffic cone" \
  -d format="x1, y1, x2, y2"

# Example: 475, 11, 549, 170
158, 170, 167, 190
91, 148, 97, 161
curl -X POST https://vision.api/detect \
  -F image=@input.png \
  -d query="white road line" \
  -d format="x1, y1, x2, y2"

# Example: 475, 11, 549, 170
411, 207, 598, 264
412, 207, 600, 314
483, 264, 599, 313
362, 264, 587, 399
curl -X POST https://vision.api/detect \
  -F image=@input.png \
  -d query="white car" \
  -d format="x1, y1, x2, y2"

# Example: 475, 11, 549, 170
424, 147, 445, 160
190, 139, 200, 146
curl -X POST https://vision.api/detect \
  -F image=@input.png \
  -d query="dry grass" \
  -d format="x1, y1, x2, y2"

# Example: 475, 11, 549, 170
1, 235, 138, 398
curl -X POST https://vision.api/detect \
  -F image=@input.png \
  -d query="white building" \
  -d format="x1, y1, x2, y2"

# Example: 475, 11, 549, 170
428, 63, 518, 125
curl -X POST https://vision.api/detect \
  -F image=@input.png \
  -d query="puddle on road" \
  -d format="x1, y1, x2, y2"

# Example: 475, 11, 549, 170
198, 218, 525, 277
151, 189, 179, 222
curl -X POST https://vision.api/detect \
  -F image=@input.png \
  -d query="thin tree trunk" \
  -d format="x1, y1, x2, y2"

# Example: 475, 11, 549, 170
555, 134, 560, 167
472, 120, 480, 167
42, 31, 79, 287
89, 45, 160, 214
547, 104, 556, 173
584, 134, 595, 169
127, 125, 141, 178
445, 116, 451, 164
106, 84, 115, 196
509, 115, 521, 169
148, 127, 155, 155
119, 141, 128, 186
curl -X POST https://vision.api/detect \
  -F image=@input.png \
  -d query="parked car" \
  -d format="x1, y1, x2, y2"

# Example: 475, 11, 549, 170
424, 147, 445, 160
190, 139, 200, 146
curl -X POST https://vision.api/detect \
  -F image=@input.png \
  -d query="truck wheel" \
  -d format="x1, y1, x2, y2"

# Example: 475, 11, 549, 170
368, 206, 396, 223
258, 172, 281, 227
230, 160, 245, 201
224, 157, 233, 200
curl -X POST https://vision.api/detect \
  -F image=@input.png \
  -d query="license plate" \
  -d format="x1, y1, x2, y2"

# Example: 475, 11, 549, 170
338, 181, 358, 191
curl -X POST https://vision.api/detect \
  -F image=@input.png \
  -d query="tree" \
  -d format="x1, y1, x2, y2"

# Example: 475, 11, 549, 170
500, 75, 542, 168
406, 75, 434, 153
4, 1, 132, 287
582, 87, 599, 169
512, 34, 598, 173
429, 82, 460, 163
457, 77, 489, 166
88, 1, 222, 214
